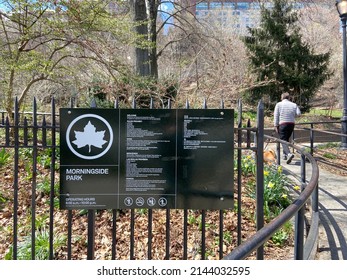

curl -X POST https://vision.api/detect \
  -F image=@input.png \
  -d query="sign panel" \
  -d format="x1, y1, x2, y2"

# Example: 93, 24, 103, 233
60, 108, 234, 210
59, 109, 119, 209
176, 110, 234, 209
119, 109, 177, 209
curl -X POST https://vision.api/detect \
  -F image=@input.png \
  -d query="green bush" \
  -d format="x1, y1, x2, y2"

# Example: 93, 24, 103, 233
242, 155, 292, 221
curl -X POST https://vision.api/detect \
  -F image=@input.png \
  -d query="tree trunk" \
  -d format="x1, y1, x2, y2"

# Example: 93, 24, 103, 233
147, 0, 159, 79
130, 0, 150, 76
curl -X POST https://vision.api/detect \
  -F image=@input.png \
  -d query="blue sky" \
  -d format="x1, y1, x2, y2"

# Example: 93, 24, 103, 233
159, 2, 175, 34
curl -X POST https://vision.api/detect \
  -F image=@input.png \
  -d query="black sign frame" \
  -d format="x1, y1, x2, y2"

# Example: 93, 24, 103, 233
59, 108, 234, 210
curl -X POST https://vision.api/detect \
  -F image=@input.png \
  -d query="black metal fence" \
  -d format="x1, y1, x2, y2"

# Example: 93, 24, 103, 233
0, 97, 320, 260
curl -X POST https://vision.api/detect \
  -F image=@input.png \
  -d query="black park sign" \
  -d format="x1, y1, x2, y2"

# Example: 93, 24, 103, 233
59, 108, 234, 210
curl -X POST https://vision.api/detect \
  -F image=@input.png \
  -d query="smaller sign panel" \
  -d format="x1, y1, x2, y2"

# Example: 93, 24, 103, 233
59, 109, 119, 209
176, 109, 234, 209
118, 109, 177, 209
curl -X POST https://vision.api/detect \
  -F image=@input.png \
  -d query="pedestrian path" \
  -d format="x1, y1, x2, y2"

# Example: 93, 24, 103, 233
282, 153, 347, 260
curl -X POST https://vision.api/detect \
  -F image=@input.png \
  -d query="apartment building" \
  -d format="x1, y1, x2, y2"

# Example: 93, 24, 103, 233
175, 1, 312, 32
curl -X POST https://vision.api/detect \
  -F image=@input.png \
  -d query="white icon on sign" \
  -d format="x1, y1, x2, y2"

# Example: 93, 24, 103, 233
158, 197, 167, 207
66, 114, 113, 160
136, 197, 145, 207
124, 197, 133, 206
147, 197, 156, 207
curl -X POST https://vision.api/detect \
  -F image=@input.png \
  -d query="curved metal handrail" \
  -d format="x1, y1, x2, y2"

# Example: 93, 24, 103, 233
223, 138, 319, 260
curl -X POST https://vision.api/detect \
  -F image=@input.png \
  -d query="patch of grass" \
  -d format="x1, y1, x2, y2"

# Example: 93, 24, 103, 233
36, 175, 59, 197
322, 152, 337, 160
136, 208, 148, 215
235, 110, 257, 126
223, 231, 233, 245
188, 213, 198, 225
317, 142, 340, 149
271, 221, 293, 247
0, 190, 7, 209
5, 229, 66, 260
0, 148, 10, 167
308, 108, 342, 118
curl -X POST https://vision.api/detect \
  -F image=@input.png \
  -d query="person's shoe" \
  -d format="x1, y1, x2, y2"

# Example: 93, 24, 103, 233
282, 154, 287, 161
286, 153, 294, 164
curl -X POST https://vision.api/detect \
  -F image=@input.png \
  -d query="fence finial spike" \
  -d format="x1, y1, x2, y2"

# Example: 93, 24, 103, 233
14, 96, 18, 109
185, 98, 189, 109
90, 98, 97, 108
51, 98, 56, 126
132, 96, 136, 109
257, 99, 264, 109
238, 98, 242, 114
257, 99, 264, 128
203, 98, 207, 109
238, 99, 242, 125
150, 97, 154, 109
14, 97, 19, 124
167, 99, 171, 109
220, 98, 224, 109
114, 97, 119, 109
69, 97, 74, 108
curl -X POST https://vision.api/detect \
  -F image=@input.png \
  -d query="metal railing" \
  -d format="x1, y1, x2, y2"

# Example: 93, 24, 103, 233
0, 97, 320, 260
224, 138, 319, 259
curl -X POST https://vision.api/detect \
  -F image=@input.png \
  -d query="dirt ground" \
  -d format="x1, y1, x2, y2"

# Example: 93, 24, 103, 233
314, 147, 347, 177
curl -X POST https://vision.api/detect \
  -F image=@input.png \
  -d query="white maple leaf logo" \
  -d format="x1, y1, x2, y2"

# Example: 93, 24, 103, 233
72, 121, 107, 153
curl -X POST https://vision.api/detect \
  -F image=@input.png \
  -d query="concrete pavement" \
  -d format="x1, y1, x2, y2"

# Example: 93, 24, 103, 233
281, 152, 347, 260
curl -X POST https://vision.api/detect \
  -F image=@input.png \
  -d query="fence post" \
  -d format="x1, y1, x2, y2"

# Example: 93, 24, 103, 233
111, 99, 119, 260
31, 98, 38, 259
278, 142, 282, 164
256, 100, 264, 260
165, 99, 171, 260
67, 98, 75, 260
49, 98, 56, 260
219, 98, 225, 260
13, 98, 19, 260
148, 98, 154, 260
294, 153, 307, 259
237, 99, 242, 246
130, 98, 136, 260
183, 98, 189, 260
87, 98, 97, 260
201, 98, 207, 260
310, 123, 314, 155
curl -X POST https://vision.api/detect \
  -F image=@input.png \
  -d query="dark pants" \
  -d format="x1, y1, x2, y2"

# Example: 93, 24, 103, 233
278, 123, 295, 156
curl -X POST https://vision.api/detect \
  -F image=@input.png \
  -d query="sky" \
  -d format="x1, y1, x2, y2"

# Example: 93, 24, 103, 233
159, 1, 175, 34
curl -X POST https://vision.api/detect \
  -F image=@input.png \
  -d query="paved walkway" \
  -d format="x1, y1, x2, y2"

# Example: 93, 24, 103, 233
282, 152, 347, 260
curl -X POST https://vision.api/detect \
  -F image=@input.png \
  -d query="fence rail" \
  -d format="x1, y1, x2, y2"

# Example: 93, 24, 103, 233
0, 97, 320, 260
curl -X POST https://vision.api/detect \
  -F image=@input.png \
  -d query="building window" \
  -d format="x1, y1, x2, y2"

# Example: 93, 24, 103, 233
223, 3, 236, 10
210, 2, 222, 10
236, 2, 250, 10
196, 3, 208, 10
250, 3, 261, 10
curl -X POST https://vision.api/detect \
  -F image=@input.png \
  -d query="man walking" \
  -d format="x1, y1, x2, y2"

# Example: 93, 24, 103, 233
274, 92, 301, 164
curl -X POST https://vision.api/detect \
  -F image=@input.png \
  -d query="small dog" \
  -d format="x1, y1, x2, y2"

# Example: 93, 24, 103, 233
263, 149, 276, 164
